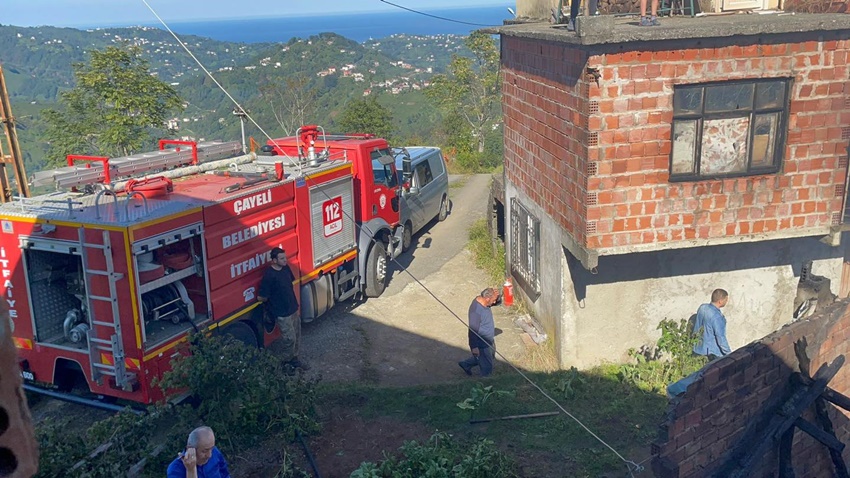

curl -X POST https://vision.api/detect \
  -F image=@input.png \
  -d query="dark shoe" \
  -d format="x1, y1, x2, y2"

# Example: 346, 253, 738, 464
289, 359, 311, 371
639, 15, 660, 26
458, 362, 472, 376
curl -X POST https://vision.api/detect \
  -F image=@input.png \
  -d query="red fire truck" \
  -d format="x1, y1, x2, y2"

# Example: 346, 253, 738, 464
2, 125, 403, 404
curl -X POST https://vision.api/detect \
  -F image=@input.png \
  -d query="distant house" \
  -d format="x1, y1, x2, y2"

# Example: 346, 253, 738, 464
494, 3, 850, 368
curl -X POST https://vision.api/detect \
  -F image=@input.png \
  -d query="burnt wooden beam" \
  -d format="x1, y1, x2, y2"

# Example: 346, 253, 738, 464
779, 427, 796, 478
792, 338, 850, 477
815, 397, 850, 478
793, 417, 844, 452
724, 356, 845, 478
823, 388, 850, 413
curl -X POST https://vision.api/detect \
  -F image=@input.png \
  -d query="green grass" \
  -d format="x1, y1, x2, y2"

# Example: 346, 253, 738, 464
467, 218, 506, 286
316, 366, 667, 476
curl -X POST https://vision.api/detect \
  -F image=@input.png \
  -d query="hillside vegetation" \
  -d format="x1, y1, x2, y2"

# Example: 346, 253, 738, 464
0, 24, 490, 173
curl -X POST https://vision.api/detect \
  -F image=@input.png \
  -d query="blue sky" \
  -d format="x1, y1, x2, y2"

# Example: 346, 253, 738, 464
3, 0, 511, 27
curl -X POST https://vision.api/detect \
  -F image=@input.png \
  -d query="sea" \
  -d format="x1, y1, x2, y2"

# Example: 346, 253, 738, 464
142, 5, 513, 44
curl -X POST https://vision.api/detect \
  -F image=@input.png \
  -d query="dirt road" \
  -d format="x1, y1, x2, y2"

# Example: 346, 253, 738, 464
299, 174, 532, 386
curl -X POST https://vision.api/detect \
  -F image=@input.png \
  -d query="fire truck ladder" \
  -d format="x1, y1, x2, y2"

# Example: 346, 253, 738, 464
78, 228, 132, 390
31, 140, 242, 190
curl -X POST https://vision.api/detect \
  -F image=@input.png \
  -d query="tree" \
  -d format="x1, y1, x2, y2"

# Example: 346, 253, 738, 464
336, 96, 394, 141
259, 73, 319, 136
43, 44, 183, 165
426, 31, 501, 154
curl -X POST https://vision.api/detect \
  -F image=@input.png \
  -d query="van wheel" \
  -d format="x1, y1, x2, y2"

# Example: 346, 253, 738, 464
402, 221, 413, 252
365, 241, 387, 298
225, 321, 258, 348
438, 196, 448, 222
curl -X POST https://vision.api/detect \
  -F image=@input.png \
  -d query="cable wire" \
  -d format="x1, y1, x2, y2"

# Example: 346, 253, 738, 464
139, 0, 302, 175
377, 0, 497, 27
138, 2, 643, 475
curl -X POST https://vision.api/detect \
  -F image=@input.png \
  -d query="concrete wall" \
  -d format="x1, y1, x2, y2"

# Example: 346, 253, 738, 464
653, 299, 850, 477
508, 181, 843, 367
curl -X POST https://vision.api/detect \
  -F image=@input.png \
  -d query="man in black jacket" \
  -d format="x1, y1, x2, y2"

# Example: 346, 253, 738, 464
258, 247, 309, 370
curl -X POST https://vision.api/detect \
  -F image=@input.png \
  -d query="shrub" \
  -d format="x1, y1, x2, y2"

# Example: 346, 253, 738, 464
351, 432, 518, 478
618, 318, 706, 392
157, 333, 319, 450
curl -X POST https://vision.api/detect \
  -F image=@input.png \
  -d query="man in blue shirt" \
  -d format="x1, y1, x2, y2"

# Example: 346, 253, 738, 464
692, 289, 731, 361
458, 287, 501, 377
167, 426, 230, 478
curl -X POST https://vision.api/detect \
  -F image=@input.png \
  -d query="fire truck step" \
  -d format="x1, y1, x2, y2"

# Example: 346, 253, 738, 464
89, 338, 112, 345
92, 365, 117, 375
88, 295, 115, 302
84, 269, 111, 276
91, 320, 116, 327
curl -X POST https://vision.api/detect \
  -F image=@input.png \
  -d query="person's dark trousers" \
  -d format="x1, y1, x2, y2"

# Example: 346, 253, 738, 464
459, 345, 496, 376
478, 346, 495, 376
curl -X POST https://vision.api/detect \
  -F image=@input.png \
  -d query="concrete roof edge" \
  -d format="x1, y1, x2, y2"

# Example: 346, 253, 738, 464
493, 13, 850, 47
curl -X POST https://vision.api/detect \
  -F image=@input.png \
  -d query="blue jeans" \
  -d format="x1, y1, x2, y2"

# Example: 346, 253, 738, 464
459, 346, 495, 376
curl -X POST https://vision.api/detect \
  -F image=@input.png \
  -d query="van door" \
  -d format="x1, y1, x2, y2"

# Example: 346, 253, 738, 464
409, 162, 432, 230
427, 151, 448, 217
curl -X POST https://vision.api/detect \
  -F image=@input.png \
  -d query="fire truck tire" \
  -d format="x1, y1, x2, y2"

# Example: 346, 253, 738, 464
224, 321, 259, 348
402, 221, 413, 252
438, 195, 449, 222
365, 241, 387, 298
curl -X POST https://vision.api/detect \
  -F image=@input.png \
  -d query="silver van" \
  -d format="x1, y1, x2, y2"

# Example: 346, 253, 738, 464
394, 147, 450, 252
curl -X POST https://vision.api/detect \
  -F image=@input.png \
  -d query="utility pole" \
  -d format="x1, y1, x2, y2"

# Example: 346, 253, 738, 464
0, 64, 30, 202
232, 106, 249, 154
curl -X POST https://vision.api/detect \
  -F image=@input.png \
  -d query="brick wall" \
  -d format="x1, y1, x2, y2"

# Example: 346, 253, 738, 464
585, 33, 850, 250
652, 299, 850, 477
502, 32, 850, 253
502, 36, 592, 245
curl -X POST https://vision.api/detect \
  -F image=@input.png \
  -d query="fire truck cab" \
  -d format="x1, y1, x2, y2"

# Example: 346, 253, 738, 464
2, 126, 402, 403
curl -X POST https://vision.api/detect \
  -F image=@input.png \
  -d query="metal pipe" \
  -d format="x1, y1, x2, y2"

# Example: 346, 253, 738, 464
111, 152, 256, 192
23, 384, 145, 414
469, 411, 560, 424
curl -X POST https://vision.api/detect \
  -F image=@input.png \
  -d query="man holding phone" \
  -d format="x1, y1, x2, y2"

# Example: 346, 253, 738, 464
167, 426, 230, 478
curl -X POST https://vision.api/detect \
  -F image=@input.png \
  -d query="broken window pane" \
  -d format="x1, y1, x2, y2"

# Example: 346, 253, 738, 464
704, 83, 754, 113
674, 87, 703, 115
751, 113, 778, 168
700, 117, 750, 175
671, 120, 697, 174
756, 81, 786, 110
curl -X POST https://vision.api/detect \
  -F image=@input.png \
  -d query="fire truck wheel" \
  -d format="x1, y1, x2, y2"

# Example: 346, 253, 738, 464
402, 221, 413, 252
438, 195, 449, 222
365, 241, 387, 298
224, 321, 259, 348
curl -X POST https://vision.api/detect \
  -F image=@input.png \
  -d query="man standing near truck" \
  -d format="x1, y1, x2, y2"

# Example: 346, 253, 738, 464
258, 247, 310, 370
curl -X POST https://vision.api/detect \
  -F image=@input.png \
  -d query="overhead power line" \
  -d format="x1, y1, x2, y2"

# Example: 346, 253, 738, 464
139, 1, 642, 475
377, 0, 497, 27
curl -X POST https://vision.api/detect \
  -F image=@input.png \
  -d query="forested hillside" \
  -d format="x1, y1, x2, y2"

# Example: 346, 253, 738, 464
0, 24, 477, 173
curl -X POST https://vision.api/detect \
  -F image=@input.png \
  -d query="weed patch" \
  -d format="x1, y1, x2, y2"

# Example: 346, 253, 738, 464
351, 432, 518, 478
617, 318, 706, 393
468, 218, 505, 285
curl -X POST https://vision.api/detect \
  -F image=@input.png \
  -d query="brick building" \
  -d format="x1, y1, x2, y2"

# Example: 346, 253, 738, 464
493, 11, 850, 367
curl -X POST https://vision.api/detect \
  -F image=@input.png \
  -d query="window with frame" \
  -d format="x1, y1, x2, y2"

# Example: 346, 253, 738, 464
670, 78, 790, 181
510, 198, 540, 297
413, 163, 433, 188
